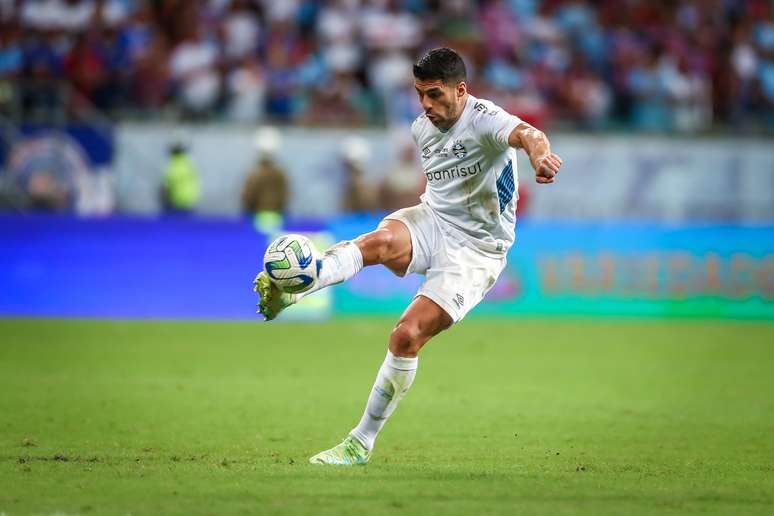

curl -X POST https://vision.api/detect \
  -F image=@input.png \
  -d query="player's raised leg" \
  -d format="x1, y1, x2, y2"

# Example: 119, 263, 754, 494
309, 295, 452, 464
255, 220, 412, 320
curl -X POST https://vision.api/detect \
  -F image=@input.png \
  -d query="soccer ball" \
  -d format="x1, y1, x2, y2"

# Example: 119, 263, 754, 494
263, 234, 319, 293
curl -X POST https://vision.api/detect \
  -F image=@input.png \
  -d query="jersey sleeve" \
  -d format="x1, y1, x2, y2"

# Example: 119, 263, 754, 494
475, 105, 523, 152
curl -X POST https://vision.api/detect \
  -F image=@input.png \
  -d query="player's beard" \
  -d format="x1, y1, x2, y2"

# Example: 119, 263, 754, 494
430, 101, 461, 130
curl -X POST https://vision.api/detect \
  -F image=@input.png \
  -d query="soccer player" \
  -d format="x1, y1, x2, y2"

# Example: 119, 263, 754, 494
254, 48, 563, 465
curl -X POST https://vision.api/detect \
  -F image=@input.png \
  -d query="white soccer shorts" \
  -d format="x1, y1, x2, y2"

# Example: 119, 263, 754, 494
384, 203, 506, 322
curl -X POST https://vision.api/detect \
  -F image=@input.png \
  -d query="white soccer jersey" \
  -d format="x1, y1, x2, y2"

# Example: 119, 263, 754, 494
411, 94, 523, 257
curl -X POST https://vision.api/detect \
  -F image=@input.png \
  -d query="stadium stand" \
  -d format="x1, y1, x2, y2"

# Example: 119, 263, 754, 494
0, 0, 772, 132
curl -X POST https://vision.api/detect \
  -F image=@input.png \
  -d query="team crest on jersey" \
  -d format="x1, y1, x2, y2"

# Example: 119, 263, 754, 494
452, 141, 467, 159
421, 146, 432, 159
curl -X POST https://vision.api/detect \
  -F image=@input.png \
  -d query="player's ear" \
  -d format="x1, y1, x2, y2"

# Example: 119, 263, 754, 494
456, 81, 466, 98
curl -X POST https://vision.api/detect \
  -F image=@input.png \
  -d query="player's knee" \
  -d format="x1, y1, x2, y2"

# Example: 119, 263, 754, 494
390, 319, 440, 356
390, 322, 422, 356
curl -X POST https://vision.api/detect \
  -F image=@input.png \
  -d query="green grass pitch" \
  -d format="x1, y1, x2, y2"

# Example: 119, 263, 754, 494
1, 318, 773, 515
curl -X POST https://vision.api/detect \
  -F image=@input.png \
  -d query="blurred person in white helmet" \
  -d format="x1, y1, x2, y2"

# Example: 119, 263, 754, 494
339, 136, 376, 213
241, 127, 288, 231
378, 133, 425, 211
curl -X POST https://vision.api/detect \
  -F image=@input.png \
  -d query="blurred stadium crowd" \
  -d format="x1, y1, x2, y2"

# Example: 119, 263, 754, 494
1, 0, 773, 132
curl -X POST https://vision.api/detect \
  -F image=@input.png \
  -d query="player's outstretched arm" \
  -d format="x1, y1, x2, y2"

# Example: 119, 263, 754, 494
507, 122, 563, 184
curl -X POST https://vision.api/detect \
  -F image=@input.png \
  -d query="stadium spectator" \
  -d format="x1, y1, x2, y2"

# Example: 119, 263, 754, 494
129, 21, 169, 110
0, 20, 22, 114
262, 26, 302, 121
169, 22, 221, 118
754, 3, 774, 127
301, 70, 369, 126
19, 30, 62, 119
221, 0, 261, 61
626, 46, 667, 131
21, 0, 95, 33
558, 51, 612, 129
225, 55, 265, 122
63, 32, 111, 110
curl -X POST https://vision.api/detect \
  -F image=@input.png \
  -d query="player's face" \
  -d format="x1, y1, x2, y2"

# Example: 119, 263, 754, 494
414, 79, 467, 130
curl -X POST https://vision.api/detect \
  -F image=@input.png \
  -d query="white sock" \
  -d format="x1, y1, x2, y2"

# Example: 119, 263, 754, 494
350, 351, 418, 451
296, 241, 363, 299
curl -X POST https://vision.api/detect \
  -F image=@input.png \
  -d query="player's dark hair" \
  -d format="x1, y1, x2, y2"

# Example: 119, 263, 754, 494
413, 48, 467, 85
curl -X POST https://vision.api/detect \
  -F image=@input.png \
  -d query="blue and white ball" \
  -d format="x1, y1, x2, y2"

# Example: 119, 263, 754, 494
263, 234, 319, 293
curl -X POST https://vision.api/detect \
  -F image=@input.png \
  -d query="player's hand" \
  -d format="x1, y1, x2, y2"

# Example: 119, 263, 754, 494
533, 153, 562, 184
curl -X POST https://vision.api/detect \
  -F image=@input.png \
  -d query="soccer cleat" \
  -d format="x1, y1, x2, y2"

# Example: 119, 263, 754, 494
253, 271, 297, 321
309, 436, 371, 465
